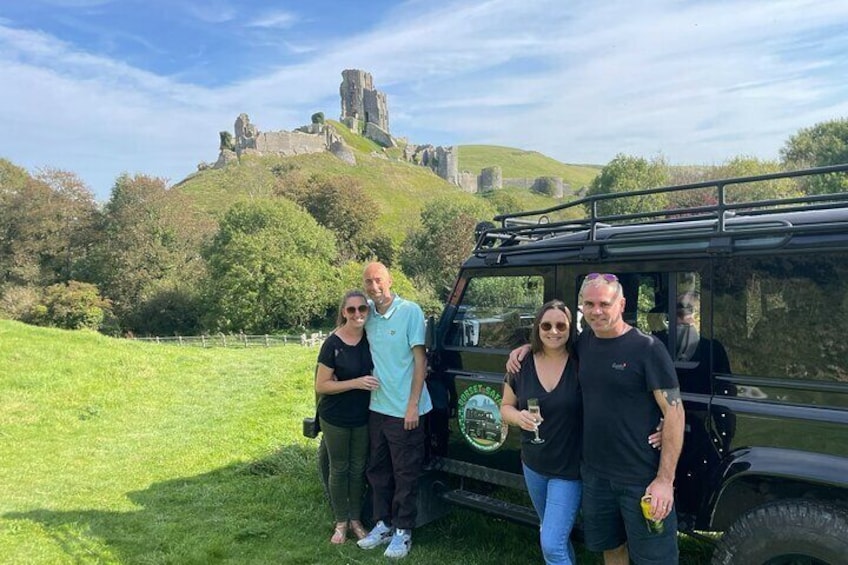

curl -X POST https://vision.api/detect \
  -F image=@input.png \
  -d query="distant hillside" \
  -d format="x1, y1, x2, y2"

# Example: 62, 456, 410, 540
177, 152, 480, 243
176, 135, 596, 243
458, 145, 600, 189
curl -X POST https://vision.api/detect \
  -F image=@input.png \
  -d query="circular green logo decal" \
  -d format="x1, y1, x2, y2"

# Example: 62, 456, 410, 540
458, 383, 506, 452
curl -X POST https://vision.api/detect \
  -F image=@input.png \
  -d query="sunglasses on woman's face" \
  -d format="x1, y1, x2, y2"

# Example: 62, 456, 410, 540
345, 304, 369, 315
539, 321, 568, 332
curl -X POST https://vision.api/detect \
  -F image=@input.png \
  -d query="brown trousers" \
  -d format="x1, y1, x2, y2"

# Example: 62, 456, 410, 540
366, 411, 425, 530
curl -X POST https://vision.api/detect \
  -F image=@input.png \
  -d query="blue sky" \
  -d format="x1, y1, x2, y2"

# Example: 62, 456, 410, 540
3, 0, 848, 200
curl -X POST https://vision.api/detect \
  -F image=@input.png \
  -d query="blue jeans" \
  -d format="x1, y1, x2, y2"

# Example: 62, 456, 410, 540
523, 463, 582, 565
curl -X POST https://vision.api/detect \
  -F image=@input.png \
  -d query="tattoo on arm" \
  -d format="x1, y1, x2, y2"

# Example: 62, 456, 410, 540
661, 387, 682, 407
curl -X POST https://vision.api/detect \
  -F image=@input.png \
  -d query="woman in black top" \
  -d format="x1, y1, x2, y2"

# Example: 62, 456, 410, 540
501, 300, 582, 564
502, 301, 665, 564
315, 290, 379, 544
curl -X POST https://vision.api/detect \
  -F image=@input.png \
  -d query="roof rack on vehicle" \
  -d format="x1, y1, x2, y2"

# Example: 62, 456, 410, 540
474, 163, 848, 253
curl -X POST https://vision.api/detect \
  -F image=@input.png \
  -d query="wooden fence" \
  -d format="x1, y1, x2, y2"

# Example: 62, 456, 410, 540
130, 332, 326, 348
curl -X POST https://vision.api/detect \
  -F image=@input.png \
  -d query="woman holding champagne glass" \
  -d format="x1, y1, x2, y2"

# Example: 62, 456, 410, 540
501, 299, 581, 564
502, 299, 663, 564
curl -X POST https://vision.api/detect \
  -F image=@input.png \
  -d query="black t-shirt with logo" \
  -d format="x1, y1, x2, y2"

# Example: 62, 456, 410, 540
577, 328, 678, 483
317, 333, 374, 428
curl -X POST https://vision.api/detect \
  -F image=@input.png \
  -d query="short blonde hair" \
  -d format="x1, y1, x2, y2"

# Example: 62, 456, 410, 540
579, 274, 623, 302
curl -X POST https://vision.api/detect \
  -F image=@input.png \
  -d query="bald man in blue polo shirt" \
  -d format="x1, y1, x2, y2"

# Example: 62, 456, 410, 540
356, 262, 432, 560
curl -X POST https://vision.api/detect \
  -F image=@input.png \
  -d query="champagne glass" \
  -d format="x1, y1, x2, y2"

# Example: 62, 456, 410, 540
527, 398, 544, 444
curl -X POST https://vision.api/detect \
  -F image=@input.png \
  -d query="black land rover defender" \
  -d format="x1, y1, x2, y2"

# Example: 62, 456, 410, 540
308, 163, 848, 564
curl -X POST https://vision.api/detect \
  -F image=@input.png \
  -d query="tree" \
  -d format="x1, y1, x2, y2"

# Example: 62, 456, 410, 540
780, 118, 848, 194
85, 173, 215, 332
34, 168, 100, 282
586, 154, 670, 219
0, 161, 98, 289
667, 157, 799, 211
204, 199, 339, 332
400, 196, 495, 299
713, 156, 801, 203
281, 173, 391, 263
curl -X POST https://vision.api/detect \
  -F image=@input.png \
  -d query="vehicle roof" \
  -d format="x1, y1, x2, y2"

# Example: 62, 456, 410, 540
469, 164, 848, 266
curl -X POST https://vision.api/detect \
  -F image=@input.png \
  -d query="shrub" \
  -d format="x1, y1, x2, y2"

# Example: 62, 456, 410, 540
531, 177, 559, 196
0, 285, 41, 320
219, 131, 235, 151
29, 281, 112, 330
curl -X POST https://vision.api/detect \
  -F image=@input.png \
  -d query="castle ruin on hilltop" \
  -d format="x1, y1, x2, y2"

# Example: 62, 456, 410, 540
202, 69, 565, 197
339, 69, 392, 147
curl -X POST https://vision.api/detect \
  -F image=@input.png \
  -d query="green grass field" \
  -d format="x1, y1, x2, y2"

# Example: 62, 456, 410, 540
0, 320, 713, 564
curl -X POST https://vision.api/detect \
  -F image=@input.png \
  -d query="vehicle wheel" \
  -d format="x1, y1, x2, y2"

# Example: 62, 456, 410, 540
711, 500, 848, 565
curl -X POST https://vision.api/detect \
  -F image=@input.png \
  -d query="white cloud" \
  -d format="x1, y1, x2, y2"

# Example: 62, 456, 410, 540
182, 1, 238, 25
248, 10, 298, 29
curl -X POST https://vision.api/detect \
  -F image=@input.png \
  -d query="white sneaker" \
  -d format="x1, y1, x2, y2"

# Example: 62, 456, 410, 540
356, 520, 393, 550
383, 528, 411, 559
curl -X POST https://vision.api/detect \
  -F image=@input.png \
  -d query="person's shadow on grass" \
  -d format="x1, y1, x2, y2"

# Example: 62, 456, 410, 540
6, 443, 545, 564
5, 444, 343, 564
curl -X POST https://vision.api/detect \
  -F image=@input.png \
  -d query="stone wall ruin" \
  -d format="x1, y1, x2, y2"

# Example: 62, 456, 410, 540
210, 113, 347, 169
202, 69, 572, 200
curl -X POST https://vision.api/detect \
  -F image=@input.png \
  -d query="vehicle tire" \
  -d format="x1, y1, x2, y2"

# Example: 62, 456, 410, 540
711, 499, 848, 565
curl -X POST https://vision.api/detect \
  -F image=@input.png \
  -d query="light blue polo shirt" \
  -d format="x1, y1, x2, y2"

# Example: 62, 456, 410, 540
365, 294, 432, 418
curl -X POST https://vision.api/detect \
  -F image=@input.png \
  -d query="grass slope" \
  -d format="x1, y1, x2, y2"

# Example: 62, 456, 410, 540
1, 320, 713, 564
458, 145, 600, 189
177, 152, 482, 244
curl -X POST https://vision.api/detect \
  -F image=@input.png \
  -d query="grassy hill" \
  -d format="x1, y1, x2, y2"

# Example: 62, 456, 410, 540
177, 151, 470, 243
175, 128, 600, 242
458, 145, 600, 188
0, 320, 712, 564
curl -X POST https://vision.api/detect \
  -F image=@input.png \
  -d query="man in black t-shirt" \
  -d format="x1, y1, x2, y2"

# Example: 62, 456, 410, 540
577, 273, 684, 565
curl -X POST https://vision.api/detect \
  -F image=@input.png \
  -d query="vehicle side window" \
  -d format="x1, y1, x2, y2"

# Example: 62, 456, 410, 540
713, 253, 848, 382
668, 273, 723, 394
446, 275, 544, 349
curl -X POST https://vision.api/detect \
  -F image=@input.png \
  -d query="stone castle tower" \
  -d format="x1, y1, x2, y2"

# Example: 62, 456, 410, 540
339, 69, 392, 146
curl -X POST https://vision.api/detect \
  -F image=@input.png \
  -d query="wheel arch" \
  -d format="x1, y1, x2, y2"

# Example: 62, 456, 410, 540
708, 446, 848, 530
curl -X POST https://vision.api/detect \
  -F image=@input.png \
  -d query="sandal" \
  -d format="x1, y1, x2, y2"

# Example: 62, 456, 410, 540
330, 522, 347, 544
349, 520, 368, 541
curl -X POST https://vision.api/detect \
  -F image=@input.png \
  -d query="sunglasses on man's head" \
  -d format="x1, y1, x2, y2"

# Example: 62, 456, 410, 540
539, 321, 568, 332
345, 305, 369, 315
586, 273, 618, 283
